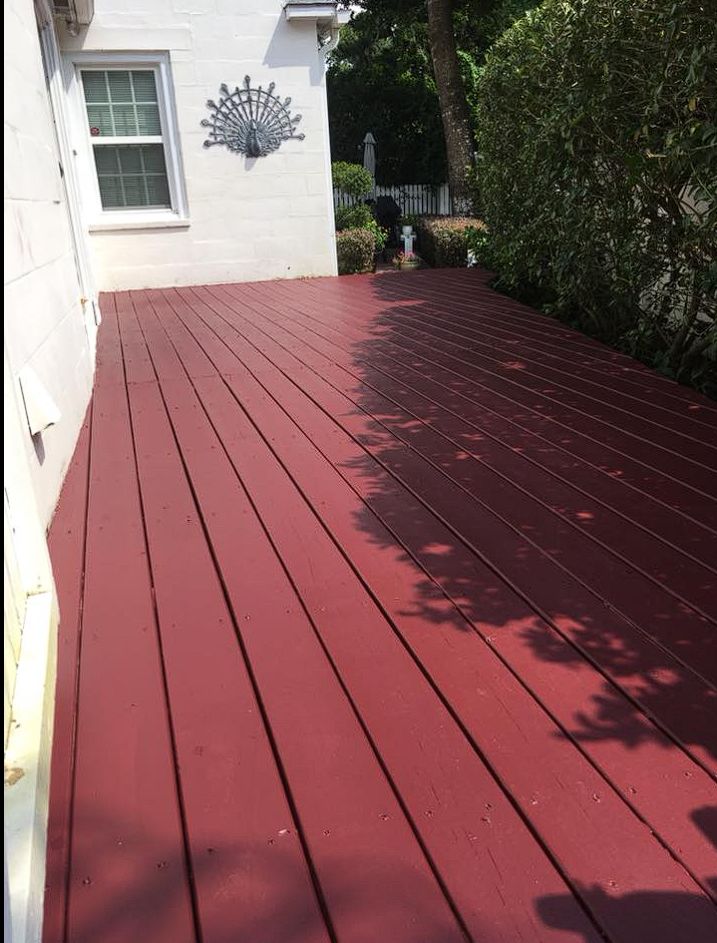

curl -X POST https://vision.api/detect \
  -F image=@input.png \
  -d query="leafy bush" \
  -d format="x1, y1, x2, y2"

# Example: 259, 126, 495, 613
331, 161, 374, 199
474, 0, 716, 393
335, 203, 374, 231
466, 227, 494, 268
364, 218, 389, 253
336, 228, 376, 275
334, 204, 388, 255
417, 216, 486, 267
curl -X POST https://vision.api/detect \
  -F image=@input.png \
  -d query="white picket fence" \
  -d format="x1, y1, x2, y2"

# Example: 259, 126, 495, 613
333, 183, 453, 216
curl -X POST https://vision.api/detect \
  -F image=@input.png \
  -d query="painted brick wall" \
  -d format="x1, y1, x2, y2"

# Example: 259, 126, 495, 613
4, 0, 95, 530
59, 0, 339, 290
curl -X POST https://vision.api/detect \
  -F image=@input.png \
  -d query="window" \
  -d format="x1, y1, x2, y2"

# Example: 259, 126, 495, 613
67, 55, 188, 228
82, 70, 170, 210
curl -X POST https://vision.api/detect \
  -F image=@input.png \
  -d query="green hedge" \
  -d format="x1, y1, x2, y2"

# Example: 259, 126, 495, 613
332, 161, 373, 199
335, 203, 373, 231
417, 216, 485, 268
336, 228, 376, 275
474, 0, 716, 393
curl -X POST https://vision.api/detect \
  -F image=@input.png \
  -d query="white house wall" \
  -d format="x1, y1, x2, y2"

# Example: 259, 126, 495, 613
5, 0, 95, 531
59, 1, 339, 290
5, 6, 92, 937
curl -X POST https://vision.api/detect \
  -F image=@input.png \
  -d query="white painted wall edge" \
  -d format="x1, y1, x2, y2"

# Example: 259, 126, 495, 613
4, 592, 58, 943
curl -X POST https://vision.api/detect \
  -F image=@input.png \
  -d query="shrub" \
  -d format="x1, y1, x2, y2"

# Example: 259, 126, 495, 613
334, 205, 388, 255
336, 228, 376, 275
331, 161, 374, 199
363, 218, 389, 253
474, 0, 716, 393
466, 227, 494, 269
335, 203, 374, 231
417, 216, 486, 268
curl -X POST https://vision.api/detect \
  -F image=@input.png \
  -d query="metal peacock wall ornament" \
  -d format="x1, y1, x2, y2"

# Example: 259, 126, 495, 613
201, 77, 305, 157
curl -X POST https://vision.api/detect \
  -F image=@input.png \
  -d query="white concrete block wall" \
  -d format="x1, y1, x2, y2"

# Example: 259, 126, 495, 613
4, 0, 95, 531
59, 0, 339, 290
5, 7, 93, 938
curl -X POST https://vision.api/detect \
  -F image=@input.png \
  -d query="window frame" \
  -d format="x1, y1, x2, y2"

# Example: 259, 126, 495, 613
64, 52, 189, 230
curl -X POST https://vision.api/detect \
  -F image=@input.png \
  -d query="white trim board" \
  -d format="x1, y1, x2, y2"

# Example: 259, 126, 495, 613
4, 592, 58, 943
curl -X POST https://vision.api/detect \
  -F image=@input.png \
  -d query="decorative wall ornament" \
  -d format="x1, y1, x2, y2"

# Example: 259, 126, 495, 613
201, 77, 305, 157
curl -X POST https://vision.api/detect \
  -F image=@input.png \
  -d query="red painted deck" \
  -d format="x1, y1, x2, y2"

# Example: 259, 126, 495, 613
44, 269, 717, 943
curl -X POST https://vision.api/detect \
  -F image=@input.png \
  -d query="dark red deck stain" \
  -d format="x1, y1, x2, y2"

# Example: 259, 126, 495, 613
45, 270, 717, 943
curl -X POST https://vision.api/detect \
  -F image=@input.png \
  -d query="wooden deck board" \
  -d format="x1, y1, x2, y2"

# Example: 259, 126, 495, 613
45, 270, 717, 943
278, 279, 717, 484
272, 277, 716, 521
355, 280, 717, 447
44, 413, 91, 943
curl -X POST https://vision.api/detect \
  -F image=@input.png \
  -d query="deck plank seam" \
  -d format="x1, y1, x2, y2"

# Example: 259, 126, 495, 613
54, 400, 94, 943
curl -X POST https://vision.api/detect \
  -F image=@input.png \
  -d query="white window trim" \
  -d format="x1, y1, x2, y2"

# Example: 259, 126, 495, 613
63, 51, 189, 230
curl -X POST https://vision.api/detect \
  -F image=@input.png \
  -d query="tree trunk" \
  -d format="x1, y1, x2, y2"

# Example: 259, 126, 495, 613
426, 0, 475, 213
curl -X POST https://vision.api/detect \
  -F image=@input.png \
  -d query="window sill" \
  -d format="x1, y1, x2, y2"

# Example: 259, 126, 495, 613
89, 217, 191, 233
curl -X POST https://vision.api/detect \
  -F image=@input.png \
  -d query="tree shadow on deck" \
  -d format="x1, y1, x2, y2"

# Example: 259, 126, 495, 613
536, 885, 717, 943
338, 271, 716, 769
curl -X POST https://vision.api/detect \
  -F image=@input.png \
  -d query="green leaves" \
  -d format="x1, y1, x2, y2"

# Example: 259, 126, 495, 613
332, 161, 375, 199
336, 228, 377, 275
473, 0, 716, 394
335, 203, 374, 230
327, 0, 541, 184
